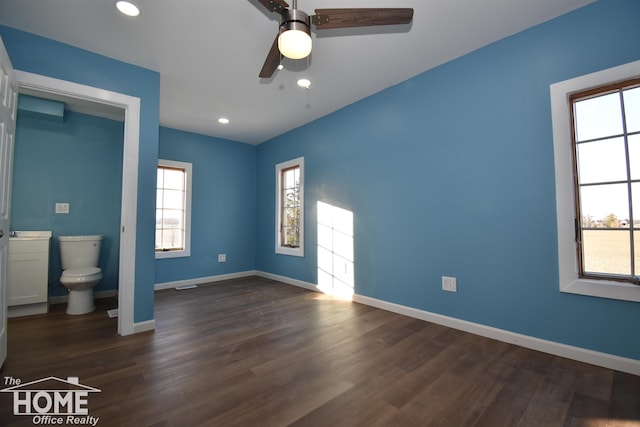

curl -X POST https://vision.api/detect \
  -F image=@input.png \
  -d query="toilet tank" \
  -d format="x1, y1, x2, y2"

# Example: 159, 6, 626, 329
59, 235, 103, 270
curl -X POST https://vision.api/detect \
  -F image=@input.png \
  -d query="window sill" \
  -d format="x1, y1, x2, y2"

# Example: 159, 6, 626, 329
561, 278, 640, 302
276, 246, 304, 257
156, 249, 190, 259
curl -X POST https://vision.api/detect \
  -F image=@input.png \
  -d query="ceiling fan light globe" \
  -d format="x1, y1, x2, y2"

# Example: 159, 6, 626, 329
278, 30, 312, 60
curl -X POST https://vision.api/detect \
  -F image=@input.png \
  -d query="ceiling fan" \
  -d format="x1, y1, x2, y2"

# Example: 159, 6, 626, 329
255, 0, 414, 78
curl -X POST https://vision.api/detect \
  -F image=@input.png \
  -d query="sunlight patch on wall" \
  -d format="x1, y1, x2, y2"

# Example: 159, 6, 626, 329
317, 201, 354, 300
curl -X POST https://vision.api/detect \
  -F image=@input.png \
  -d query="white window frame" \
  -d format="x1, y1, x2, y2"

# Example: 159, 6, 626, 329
551, 60, 640, 302
155, 159, 192, 259
275, 157, 304, 257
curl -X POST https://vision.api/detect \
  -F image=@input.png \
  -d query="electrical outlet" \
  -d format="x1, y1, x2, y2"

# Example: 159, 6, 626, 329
55, 203, 70, 214
217, 254, 226, 262
442, 276, 457, 292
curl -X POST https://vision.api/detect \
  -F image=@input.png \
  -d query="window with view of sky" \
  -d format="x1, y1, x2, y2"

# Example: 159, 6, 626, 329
156, 160, 192, 258
572, 81, 640, 280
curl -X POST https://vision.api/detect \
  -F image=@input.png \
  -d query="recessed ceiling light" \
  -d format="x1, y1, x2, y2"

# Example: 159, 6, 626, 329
277, 65, 284, 71
115, 1, 140, 17
218, 118, 229, 124
297, 78, 311, 89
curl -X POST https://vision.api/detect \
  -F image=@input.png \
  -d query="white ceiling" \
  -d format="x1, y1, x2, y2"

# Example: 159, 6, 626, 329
0, 0, 595, 145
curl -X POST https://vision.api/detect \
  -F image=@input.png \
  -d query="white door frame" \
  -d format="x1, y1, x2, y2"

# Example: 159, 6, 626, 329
14, 71, 139, 336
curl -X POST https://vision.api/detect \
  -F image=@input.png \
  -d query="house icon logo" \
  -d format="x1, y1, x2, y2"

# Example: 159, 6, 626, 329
1, 376, 100, 425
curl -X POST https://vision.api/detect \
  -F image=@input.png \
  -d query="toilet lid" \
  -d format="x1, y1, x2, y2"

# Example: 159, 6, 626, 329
62, 267, 101, 277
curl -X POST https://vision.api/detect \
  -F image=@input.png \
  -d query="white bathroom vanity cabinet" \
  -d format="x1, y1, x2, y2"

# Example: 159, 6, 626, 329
8, 231, 52, 317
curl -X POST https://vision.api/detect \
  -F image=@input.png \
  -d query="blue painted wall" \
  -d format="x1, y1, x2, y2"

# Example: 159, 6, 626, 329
0, 26, 160, 322
12, 108, 123, 296
2, 0, 639, 361
155, 127, 256, 283
256, 0, 640, 360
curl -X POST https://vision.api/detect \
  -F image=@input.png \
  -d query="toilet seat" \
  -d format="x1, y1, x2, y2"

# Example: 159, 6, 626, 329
62, 267, 102, 278
61, 267, 103, 285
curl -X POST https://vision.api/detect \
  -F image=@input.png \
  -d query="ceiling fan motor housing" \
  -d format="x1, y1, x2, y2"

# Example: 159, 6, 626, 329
279, 9, 311, 33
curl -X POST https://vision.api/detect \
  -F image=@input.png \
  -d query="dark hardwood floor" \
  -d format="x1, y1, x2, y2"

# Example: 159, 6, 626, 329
1, 276, 638, 426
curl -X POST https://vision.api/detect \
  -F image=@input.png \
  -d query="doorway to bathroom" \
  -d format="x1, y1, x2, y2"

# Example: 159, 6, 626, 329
12, 72, 139, 335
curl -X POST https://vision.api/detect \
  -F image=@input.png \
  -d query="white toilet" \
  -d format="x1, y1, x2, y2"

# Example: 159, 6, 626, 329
59, 235, 103, 315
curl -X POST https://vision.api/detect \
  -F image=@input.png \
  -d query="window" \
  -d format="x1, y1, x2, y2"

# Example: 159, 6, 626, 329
571, 79, 640, 282
156, 159, 192, 259
276, 157, 304, 256
551, 60, 640, 302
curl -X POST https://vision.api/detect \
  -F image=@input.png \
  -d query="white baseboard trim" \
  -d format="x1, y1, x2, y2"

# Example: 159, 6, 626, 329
48, 289, 118, 305
133, 319, 156, 334
255, 271, 640, 376
154, 270, 258, 291
354, 294, 640, 376
255, 271, 320, 292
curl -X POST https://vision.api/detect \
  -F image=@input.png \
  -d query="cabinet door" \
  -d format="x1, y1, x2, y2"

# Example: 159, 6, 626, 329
8, 252, 48, 306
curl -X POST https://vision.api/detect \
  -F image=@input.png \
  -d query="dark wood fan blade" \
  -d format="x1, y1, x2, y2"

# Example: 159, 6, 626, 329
312, 8, 413, 30
259, 35, 282, 78
256, 0, 289, 15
